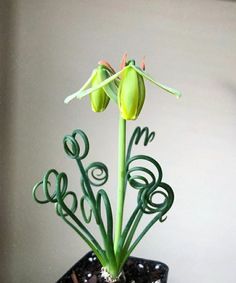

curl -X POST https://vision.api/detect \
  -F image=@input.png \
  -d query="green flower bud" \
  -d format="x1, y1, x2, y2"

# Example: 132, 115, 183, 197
118, 62, 145, 120
90, 65, 111, 112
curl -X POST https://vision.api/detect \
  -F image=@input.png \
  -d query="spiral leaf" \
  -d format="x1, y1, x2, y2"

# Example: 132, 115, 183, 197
56, 191, 78, 217
138, 182, 173, 216
126, 155, 162, 191
33, 169, 66, 204
80, 195, 93, 223
127, 126, 155, 160
85, 162, 109, 187
63, 129, 89, 160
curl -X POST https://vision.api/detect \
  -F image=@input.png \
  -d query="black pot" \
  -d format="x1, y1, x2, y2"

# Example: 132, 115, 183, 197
56, 251, 169, 283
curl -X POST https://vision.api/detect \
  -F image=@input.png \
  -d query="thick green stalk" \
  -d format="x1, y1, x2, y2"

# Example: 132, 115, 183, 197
114, 116, 126, 253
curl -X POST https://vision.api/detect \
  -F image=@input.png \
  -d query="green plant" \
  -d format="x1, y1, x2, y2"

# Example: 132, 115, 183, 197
32, 54, 181, 282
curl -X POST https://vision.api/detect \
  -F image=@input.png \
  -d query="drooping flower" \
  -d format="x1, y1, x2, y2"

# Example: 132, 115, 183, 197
117, 58, 146, 120
89, 65, 110, 112
64, 54, 181, 120
64, 61, 118, 112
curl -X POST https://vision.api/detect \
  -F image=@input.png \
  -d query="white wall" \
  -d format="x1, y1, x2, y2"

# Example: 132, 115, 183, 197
1, 0, 236, 282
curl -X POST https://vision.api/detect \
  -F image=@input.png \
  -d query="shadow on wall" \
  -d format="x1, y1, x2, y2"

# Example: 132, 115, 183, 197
218, 0, 236, 2
0, 0, 16, 281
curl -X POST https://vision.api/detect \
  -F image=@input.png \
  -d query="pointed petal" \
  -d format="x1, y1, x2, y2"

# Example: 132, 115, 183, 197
103, 75, 118, 103
64, 69, 97, 104
100, 68, 117, 103
98, 60, 116, 74
76, 67, 128, 99
120, 52, 128, 70
140, 56, 146, 70
131, 65, 182, 98
64, 91, 80, 104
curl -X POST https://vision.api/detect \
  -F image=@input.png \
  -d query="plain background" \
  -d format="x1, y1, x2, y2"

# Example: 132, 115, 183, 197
1, 0, 236, 282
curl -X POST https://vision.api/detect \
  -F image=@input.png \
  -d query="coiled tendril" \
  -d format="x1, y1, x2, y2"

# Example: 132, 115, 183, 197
63, 129, 89, 160
33, 169, 78, 218
138, 182, 174, 217
126, 155, 162, 191
85, 162, 109, 187
125, 126, 173, 219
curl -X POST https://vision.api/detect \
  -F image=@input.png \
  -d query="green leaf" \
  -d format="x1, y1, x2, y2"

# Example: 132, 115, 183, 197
131, 65, 182, 98
64, 69, 97, 104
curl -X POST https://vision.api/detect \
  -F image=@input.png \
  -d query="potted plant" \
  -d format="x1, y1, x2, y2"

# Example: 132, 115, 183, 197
32, 54, 181, 283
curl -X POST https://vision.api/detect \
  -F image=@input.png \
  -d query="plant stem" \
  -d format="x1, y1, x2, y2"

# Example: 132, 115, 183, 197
114, 116, 126, 253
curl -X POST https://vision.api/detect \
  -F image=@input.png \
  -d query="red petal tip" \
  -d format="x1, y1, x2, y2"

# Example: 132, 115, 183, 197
120, 52, 128, 70
140, 56, 146, 70
98, 60, 116, 74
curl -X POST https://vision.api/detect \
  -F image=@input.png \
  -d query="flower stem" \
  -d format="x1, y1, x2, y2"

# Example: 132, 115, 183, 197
114, 116, 126, 253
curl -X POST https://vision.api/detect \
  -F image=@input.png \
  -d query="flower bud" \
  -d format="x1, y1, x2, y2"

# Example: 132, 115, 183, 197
118, 62, 145, 120
90, 65, 110, 112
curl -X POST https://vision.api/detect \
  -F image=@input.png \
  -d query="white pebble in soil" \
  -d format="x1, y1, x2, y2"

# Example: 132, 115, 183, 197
138, 263, 144, 269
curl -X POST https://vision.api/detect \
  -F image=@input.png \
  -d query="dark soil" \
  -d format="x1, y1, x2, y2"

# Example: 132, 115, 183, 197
56, 251, 169, 283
